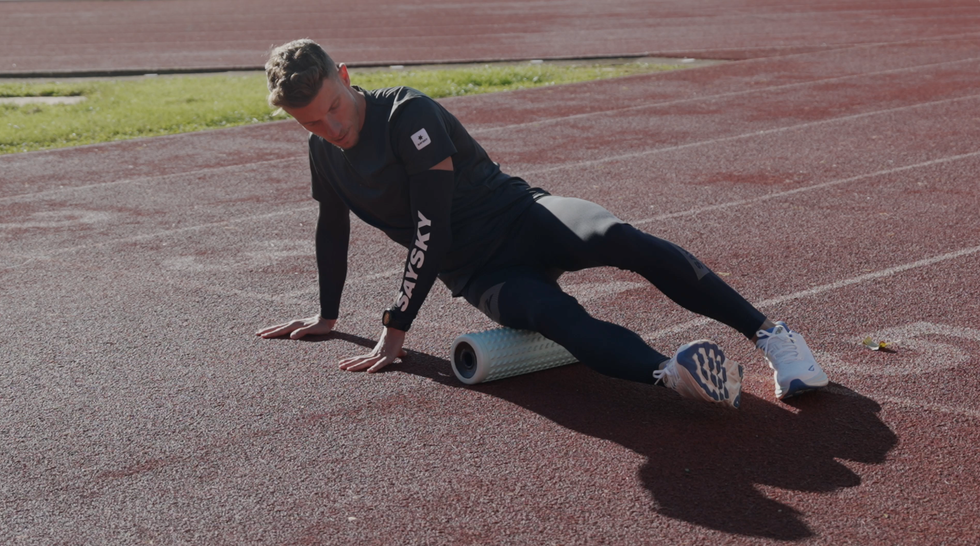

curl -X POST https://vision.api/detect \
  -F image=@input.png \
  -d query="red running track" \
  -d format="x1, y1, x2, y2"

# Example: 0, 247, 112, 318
2, 1, 980, 544
2, 0, 980, 75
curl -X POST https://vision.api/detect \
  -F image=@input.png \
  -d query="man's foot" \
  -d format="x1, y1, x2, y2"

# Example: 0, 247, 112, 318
654, 340, 742, 409
756, 321, 829, 399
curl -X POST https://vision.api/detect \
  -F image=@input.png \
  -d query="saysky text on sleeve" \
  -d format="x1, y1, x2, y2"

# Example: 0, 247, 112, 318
383, 168, 454, 331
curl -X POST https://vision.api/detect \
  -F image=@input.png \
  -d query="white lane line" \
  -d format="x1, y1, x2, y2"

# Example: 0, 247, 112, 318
631, 150, 980, 225
0, 210, 112, 230
469, 55, 980, 136
514, 92, 980, 179
758, 245, 980, 307
174, 279, 315, 307
827, 385, 980, 419
0, 205, 397, 276
877, 396, 980, 419
642, 243, 980, 340
6, 145, 979, 275
0, 205, 313, 269
0, 155, 304, 204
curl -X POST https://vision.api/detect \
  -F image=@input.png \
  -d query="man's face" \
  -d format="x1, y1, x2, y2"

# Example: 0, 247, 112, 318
283, 64, 365, 149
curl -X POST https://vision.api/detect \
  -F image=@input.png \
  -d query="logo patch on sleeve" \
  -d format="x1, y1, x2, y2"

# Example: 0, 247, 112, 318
411, 128, 432, 151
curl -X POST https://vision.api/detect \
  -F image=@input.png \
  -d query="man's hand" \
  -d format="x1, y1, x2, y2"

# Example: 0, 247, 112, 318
256, 315, 336, 339
338, 327, 408, 373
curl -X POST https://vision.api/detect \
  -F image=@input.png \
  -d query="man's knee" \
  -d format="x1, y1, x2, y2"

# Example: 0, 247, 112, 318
475, 282, 505, 323
473, 277, 584, 333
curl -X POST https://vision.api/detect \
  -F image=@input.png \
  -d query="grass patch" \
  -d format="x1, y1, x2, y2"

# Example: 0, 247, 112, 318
0, 61, 685, 155
354, 61, 679, 97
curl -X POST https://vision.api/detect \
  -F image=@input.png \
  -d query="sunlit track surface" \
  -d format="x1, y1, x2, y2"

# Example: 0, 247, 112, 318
2, 2, 980, 544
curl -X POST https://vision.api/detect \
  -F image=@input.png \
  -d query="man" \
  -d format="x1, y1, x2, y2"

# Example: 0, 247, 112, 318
256, 39, 828, 408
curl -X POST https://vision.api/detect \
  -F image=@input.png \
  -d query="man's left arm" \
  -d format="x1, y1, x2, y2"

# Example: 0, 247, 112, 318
337, 156, 455, 373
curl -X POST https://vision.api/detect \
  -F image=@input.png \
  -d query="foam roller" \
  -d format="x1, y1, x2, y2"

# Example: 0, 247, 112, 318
450, 328, 578, 385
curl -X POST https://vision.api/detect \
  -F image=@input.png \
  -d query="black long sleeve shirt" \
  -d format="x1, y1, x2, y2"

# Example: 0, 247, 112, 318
308, 86, 544, 330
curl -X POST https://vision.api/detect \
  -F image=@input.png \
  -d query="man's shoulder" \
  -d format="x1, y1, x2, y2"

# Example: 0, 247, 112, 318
366, 86, 429, 104
365, 86, 443, 123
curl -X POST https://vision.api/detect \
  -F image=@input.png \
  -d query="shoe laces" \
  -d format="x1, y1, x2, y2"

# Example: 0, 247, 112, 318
757, 326, 802, 363
653, 359, 677, 388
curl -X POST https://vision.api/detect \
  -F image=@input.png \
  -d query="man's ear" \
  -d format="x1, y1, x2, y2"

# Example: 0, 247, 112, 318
337, 63, 351, 87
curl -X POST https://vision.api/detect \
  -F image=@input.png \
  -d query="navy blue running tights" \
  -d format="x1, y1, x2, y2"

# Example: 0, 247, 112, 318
461, 195, 767, 384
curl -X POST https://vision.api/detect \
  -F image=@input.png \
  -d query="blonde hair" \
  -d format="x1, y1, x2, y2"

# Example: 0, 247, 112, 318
265, 39, 338, 108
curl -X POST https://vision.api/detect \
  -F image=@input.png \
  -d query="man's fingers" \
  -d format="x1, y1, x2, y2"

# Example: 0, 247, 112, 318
337, 354, 370, 369
338, 353, 401, 372
339, 357, 375, 371
337, 354, 362, 367
255, 324, 282, 336
257, 317, 332, 339
291, 321, 334, 339
256, 320, 301, 337
366, 358, 394, 373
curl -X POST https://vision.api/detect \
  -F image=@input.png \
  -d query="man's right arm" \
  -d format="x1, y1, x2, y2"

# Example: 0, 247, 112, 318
256, 195, 350, 339
315, 196, 350, 322
256, 148, 350, 340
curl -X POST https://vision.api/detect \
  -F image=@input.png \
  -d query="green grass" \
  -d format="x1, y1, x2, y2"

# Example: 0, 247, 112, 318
0, 62, 684, 155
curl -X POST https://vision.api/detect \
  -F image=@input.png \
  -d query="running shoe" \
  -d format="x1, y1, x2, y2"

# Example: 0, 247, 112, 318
756, 321, 829, 399
654, 340, 742, 409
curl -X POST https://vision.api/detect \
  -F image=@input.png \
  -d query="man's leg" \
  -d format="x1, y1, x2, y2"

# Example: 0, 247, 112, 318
521, 196, 826, 399
462, 267, 668, 384
462, 266, 743, 407
526, 196, 767, 339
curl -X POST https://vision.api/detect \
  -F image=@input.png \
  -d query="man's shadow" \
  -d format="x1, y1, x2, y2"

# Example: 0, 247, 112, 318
310, 332, 898, 540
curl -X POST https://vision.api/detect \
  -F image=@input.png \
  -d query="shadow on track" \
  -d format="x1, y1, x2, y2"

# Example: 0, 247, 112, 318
400, 351, 897, 541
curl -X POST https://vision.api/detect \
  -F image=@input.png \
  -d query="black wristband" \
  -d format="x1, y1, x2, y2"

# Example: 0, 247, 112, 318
382, 306, 413, 331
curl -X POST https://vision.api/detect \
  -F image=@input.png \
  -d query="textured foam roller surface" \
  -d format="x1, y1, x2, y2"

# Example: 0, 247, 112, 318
450, 328, 578, 385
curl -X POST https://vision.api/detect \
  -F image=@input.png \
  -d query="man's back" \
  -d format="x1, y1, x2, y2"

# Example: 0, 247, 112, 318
308, 86, 544, 294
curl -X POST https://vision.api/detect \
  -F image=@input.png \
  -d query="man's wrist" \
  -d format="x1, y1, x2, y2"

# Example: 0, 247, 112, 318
382, 307, 413, 331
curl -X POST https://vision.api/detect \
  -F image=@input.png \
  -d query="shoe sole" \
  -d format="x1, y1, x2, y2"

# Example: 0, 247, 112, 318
778, 372, 829, 399
676, 341, 743, 408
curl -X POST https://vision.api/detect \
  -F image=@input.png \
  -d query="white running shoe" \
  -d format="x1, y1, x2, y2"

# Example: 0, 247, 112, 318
654, 340, 743, 409
756, 321, 829, 399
